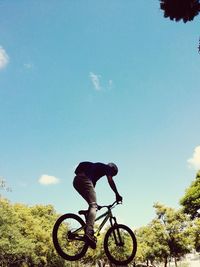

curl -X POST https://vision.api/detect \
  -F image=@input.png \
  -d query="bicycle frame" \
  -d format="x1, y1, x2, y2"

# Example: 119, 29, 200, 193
70, 201, 119, 240
94, 206, 118, 236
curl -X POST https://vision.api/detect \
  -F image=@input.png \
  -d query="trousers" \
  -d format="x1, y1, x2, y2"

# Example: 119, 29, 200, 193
73, 175, 97, 234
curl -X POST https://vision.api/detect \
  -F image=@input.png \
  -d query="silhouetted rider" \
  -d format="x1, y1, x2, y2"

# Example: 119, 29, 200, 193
73, 161, 122, 249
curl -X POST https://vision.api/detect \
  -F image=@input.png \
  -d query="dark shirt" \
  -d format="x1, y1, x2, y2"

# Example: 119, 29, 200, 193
75, 161, 115, 186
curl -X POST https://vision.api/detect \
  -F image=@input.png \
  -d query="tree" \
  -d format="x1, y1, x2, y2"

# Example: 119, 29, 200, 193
159, 0, 200, 23
186, 217, 200, 253
180, 170, 200, 219
136, 223, 168, 266
153, 203, 192, 267
0, 198, 67, 266
0, 198, 34, 266
192, 218, 200, 252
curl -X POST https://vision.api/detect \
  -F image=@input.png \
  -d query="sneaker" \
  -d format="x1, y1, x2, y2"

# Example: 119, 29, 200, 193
85, 232, 97, 249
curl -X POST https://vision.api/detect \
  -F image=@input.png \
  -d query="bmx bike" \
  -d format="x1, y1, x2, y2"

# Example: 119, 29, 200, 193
52, 201, 137, 265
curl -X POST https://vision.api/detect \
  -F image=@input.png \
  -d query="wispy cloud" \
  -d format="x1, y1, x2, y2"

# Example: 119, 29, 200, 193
187, 146, 200, 170
38, 174, 60, 185
0, 46, 9, 70
89, 72, 115, 91
89, 72, 101, 91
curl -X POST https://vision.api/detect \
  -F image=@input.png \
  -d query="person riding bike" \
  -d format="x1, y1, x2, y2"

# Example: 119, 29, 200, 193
73, 161, 123, 249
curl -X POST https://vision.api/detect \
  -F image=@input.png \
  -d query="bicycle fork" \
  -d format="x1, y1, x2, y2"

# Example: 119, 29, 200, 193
109, 217, 124, 246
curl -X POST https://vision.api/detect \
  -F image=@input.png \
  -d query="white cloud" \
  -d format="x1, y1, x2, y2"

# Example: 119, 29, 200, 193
0, 46, 9, 70
89, 72, 101, 91
38, 174, 60, 185
89, 72, 115, 91
187, 146, 200, 170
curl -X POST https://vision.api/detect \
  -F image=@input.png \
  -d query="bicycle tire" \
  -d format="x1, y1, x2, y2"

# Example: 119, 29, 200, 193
52, 213, 89, 261
104, 224, 137, 265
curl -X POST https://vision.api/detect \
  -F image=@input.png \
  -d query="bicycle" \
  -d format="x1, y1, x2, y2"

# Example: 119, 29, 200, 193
52, 201, 137, 265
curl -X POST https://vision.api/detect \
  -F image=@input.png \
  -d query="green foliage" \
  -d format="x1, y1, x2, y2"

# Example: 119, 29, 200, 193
154, 203, 192, 259
187, 217, 200, 252
136, 204, 192, 266
136, 220, 169, 265
0, 198, 67, 267
180, 171, 200, 219
193, 218, 200, 252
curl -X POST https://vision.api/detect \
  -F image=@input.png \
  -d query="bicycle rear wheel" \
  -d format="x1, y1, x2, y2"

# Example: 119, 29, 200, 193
52, 213, 89, 261
104, 224, 137, 265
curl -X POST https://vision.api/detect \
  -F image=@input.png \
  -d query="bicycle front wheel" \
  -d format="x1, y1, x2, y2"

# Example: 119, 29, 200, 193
52, 213, 89, 261
104, 224, 137, 265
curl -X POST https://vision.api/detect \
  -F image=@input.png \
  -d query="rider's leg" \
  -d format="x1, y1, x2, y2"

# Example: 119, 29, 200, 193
73, 175, 97, 248
86, 201, 98, 235
73, 175, 97, 236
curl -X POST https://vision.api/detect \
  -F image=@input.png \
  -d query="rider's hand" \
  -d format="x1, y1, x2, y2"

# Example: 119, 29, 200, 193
116, 194, 123, 203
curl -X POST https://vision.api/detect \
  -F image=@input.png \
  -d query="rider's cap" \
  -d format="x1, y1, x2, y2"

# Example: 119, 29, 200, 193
107, 163, 118, 176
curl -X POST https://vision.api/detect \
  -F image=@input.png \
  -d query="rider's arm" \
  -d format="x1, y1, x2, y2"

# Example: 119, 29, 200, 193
107, 176, 122, 202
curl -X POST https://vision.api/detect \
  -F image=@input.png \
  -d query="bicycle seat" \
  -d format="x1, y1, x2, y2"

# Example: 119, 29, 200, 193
78, 210, 88, 216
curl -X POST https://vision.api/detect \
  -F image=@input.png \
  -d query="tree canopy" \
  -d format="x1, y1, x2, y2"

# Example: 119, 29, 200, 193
0, 198, 67, 267
160, 0, 200, 23
136, 203, 192, 267
180, 171, 200, 219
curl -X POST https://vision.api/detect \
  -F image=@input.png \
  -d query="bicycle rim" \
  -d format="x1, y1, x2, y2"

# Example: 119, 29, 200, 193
52, 213, 88, 261
104, 224, 137, 265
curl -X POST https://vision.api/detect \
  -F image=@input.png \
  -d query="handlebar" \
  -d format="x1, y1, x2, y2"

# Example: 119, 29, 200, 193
97, 200, 122, 211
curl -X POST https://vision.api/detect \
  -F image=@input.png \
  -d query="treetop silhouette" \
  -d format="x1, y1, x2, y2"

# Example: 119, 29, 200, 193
160, 0, 200, 23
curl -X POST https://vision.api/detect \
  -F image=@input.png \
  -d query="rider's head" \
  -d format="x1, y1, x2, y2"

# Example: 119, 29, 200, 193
107, 163, 118, 176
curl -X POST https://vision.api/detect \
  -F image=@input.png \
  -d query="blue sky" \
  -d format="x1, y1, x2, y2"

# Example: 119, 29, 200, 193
1, 0, 200, 228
